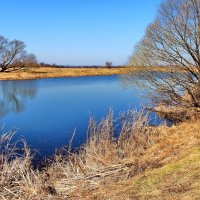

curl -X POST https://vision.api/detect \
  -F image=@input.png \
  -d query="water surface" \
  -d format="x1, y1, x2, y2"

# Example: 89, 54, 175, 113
0, 75, 153, 158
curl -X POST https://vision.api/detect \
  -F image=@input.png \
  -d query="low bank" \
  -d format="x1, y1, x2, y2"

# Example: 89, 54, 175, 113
0, 66, 174, 80
0, 110, 200, 199
0, 67, 127, 80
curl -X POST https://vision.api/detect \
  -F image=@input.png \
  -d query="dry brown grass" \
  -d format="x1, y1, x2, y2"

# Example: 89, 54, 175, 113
152, 105, 200, 123
44, 110, 200, 199
63, 119, 200, 200
0, 132, 42, 199
0, 66, 174, 80
0, 110, 199, 199
0, 67, 127, 80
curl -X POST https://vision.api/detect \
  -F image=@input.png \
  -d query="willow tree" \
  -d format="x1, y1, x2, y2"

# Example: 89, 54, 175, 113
127, 0, 200, 111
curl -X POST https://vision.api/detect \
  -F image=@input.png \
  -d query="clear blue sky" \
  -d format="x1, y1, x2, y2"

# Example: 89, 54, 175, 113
0, 0, 161, 65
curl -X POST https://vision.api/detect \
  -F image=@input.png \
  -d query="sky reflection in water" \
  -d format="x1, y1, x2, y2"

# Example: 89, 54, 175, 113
0, 76, 151, 158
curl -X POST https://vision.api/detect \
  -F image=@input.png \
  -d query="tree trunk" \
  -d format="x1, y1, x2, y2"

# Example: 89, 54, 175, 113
198, 17, 200, 47
0, 66, 6, 72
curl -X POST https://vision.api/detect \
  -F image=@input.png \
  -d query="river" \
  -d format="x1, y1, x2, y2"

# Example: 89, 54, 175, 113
0, 75, 159, 158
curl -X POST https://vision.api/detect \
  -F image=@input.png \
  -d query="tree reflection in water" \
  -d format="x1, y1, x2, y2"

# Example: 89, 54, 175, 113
0, 81, 37, 117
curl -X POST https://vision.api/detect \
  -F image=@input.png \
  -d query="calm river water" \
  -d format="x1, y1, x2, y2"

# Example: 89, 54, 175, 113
0, 75, 158, 158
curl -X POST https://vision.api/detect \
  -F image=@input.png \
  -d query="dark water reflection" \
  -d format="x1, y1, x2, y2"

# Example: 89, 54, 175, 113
0, 81, 37, 117
0, 76, 157, 158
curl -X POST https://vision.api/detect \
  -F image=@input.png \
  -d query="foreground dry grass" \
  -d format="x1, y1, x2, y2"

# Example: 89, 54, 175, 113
0, 111, 200, 199
0, 67, 127, 80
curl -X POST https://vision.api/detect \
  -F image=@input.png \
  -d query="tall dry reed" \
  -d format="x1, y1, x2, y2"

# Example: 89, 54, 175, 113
0, 109, 163, 199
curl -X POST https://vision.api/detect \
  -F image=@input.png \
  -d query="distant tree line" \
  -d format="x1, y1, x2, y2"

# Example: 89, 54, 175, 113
39, 62, 123, 69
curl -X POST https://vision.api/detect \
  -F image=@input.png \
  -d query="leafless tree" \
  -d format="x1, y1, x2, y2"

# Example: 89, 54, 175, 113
126, 0, 200, 110
105, 61, 112, 68
0, 35, 37, 72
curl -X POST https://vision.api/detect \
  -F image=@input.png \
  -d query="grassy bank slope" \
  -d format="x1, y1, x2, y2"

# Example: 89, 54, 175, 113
84, 148, 200, 200
80, 121, 200, 200
0, 112, 200, 199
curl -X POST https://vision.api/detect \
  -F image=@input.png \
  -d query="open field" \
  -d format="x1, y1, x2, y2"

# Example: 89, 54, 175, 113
0, 67, 127, 80
0, 66, 174, 80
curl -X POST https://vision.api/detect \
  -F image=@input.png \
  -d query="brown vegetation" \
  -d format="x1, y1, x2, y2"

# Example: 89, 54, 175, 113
150, 105, 200, 123
0, 110, 199, 199
0, 67, 127, 80
0, 66, 177, 81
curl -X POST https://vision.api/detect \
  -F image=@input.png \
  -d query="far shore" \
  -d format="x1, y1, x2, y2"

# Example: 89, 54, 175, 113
0, 67, 128, 80
0, 66, 172, 80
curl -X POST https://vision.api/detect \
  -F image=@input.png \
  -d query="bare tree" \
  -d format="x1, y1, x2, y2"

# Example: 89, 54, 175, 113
105, 61, 112, 68
0, 35, 37, 72
126, 0, 200, 111
12, 53, 38, 70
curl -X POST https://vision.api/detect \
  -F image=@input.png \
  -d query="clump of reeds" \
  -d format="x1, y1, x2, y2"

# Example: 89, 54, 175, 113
46, 109, 164, 198
0, 131, 59, 200
83, 109, 153, 168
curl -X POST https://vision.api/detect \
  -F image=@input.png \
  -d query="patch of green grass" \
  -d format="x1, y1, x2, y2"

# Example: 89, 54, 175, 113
127, 148, 200, 199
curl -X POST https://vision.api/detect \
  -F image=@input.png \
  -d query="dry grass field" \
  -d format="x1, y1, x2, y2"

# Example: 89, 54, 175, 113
0, 67, 127, 80
0, 66, 174, 80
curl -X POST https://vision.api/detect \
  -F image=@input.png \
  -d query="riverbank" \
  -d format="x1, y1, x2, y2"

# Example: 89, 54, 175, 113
0, 67, 127, 80
1, 110, 200, 199
0, 66, 173, 80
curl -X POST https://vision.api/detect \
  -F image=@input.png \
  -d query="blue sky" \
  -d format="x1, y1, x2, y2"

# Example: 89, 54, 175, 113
0, 0, 161, 65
